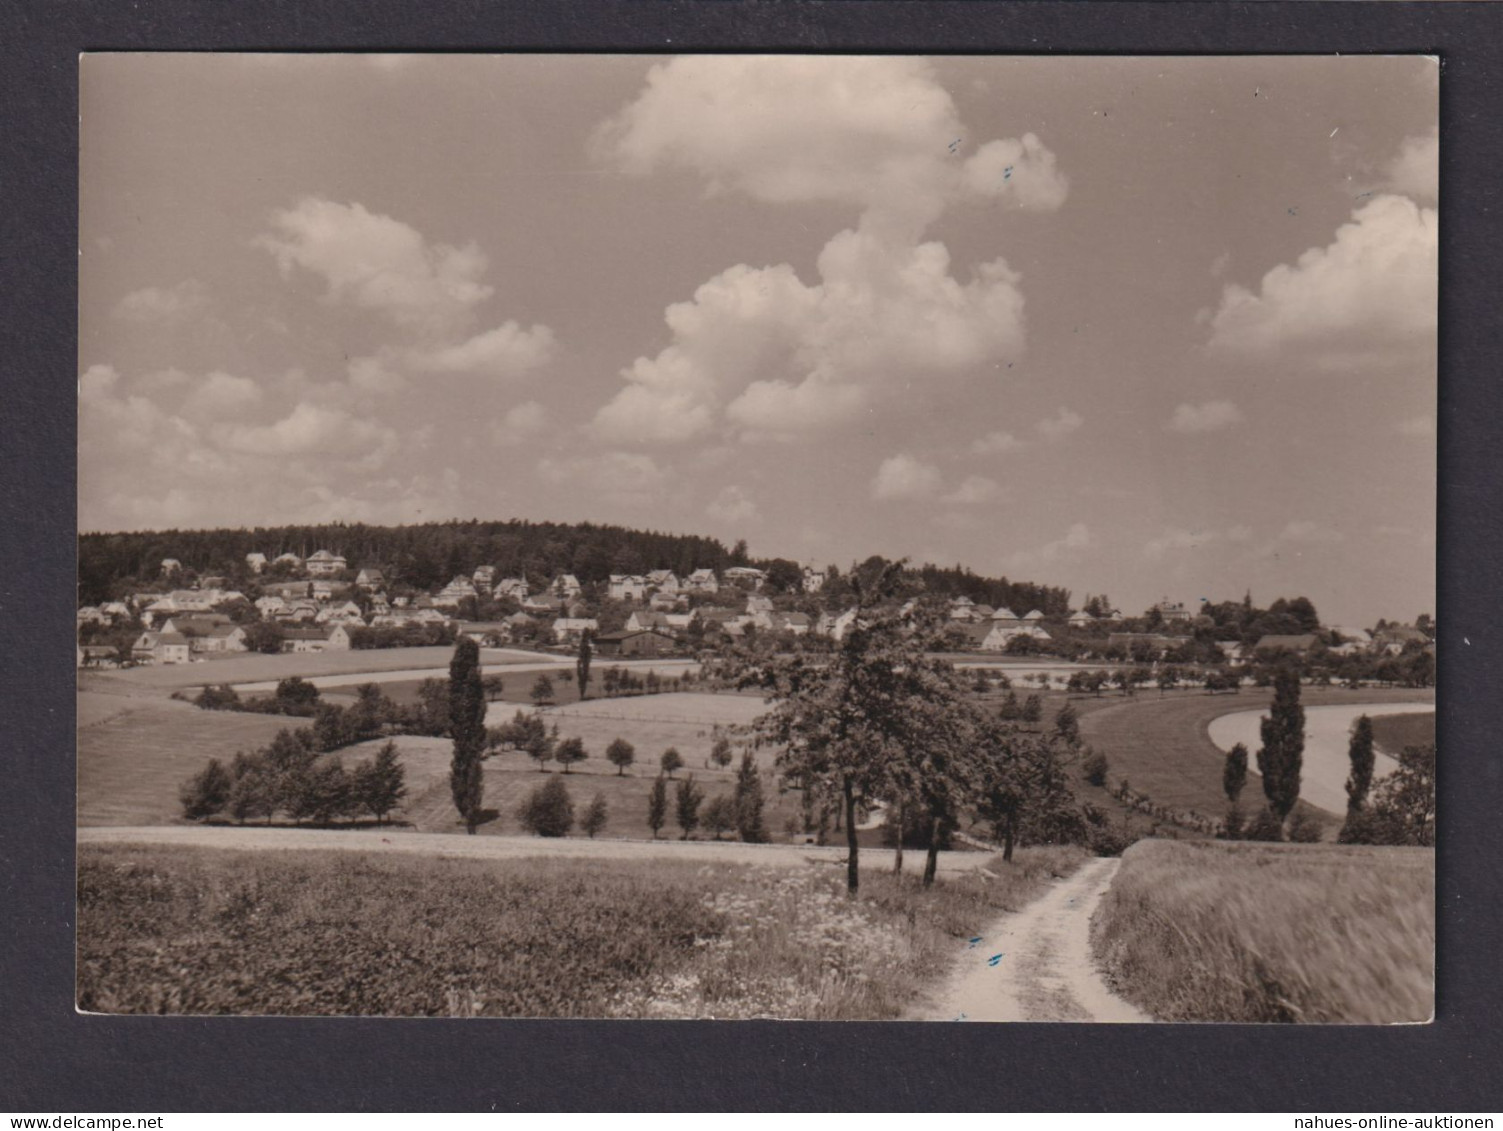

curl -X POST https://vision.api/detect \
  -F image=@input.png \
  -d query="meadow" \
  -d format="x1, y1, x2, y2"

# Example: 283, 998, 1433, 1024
76, 841, 1087, 1018
1091, 838, 1434, 1024
1370, 710, 1437, 756
1077, 686, 1435, 832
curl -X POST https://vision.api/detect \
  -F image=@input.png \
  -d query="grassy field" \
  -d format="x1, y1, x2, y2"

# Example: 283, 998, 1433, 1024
1370, 711, 1437, 756
77, 841, 1087, 1018
1092, 838, 1434, 1023
78, 697, 300, 826
1077, 686, 1435, 833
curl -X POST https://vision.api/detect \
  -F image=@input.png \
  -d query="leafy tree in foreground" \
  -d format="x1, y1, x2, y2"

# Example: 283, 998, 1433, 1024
227, 752, 275, 825
660, 747, 684, 779
605, 737, 636, 776
1346, 744, 1436, 846
675, 776, 704, 840
1256, 666, 1304, 826
179, 758, 232, 821
518, 776, 575, 837
554, 736, 588, 774
448, 637, 487, 834
647, 775, 668, 839
1082, 748, 1109, 788
582, 793, 609, 839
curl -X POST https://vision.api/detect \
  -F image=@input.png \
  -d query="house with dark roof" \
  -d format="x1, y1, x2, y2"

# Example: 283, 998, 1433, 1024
592, 628, 677, 657
1253, 633, 1322, 656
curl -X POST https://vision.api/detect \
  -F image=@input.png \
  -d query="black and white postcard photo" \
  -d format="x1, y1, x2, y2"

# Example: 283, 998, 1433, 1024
76, 54, 1436, 1023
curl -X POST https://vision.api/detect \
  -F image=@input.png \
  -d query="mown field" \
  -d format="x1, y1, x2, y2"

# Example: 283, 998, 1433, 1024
1077, 686, 1435, 832
77, 841, 1087, 1018
78, 696, 298, 826
1092, 838, 1434, 1024
1370, 711, 1437, 756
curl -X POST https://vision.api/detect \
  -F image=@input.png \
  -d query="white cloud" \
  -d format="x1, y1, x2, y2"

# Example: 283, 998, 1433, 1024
490, 400, 548, 445
1398, 412, 1435, 438
706, 485, 761, 525
407, 321, 555, 378
1207, 194, 1436, 371
257, 197, 493, 333
347, 355, 408, 396
212, 402, 397, 461
590, 57, 1065, 444
180, 371, 263, 420
1209, 251, 1231, 278
971, 429, 1026, 456
871, 454, 943, 502
113, 280, 209, 324
942, 475, 1004, 506
596, 56, 1067, 229
1168, 400, 1244, 434
1035, 406, 1083, 442
1381, 127, 1438, 204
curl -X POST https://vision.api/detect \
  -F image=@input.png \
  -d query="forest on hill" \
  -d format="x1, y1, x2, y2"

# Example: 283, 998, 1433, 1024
76, 519, 1072, 614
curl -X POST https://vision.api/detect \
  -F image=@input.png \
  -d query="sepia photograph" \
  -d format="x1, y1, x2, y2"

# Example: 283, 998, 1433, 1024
76, 52, 1436, 1024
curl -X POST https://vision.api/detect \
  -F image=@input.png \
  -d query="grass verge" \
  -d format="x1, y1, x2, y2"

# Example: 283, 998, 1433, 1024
1091, 838, 1433, 1023
77, 842, 1085, 1018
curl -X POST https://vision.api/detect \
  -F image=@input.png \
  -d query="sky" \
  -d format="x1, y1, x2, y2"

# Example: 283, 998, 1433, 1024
78, 54, 1437, 627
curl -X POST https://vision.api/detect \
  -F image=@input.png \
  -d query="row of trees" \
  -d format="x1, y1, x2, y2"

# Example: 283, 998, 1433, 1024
644, 751, 768, 842
180, 734, 407, 826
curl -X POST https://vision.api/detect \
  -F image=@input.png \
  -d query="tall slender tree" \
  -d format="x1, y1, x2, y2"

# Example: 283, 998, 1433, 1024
1256, 666, 1305, 825
448, 636, 487, 834
733, 751, 768, 844
576, 630, 593, 700
1223, 742, 1249, 804
1345, 714, 1376, 814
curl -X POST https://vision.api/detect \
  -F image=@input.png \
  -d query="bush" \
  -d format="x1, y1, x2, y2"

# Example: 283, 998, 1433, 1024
1081, 748, 1109, 787
702, 795, 736, 840
179, 758, 232, 821
1287, 809, 1324, 843
1242, 807, 1285, 842
192, 684, 241, 711
518, 777, 575, 837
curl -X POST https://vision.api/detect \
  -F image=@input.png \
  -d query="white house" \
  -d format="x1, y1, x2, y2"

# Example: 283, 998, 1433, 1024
685, 568, 719, 594
646, 569, 681, 593
355, 567, 385, 589
305, 550, 347, 577
723, 566, 766, 589
132, 630, 191, 665
817, 607, 859, 641
552, 617, 599, 644
551, 574, 582, 599
802, 565, 828, 593
609, 574, 647, 602
1068, 610, 1096, 628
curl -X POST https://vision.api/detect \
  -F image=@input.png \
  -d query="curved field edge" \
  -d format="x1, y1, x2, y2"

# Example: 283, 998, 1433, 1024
1090, 839, 1434, 1024
77, 841, 1087, 1019
1076, 687, 1435, 828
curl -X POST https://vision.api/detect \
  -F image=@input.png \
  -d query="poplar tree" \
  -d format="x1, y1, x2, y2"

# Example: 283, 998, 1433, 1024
1256, 666, 1304, 824
449, 637, 487, 833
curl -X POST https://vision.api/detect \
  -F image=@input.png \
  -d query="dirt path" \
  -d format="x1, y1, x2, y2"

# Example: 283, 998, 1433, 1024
77, 825, 992, 877
918, 856, 1147, 1023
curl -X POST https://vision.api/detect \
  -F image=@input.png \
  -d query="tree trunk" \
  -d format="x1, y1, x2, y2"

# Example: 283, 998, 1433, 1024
1003, 810, 1016, 863
892, 799, 905, 875
843, 777, 859, 897
923, 814, 940, 888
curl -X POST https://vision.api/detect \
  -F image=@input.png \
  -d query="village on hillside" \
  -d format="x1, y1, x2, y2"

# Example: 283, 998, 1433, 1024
76, 545, 1436, 690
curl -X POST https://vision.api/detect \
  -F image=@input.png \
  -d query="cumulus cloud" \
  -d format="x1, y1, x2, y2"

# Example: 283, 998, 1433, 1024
1035, 406, 1083, 442
406, 321, 555, 378
1381, 127, 1438, 204
971, 429, 1026, 456
942, 475, 1004, 505
590, 57, 1066, 444
180, 371, 263, 420
706, 485, 761, 524
113, 280, 209, 324
872, 454, 943, 502
490, 400, 548, 445
1207, 194, 1437, 371
257, 197, 493, 334
1168, 400, 1243, 434
212, 402, 397, 461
